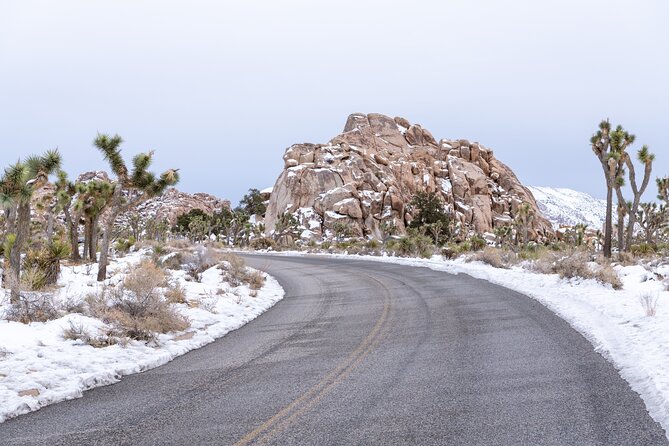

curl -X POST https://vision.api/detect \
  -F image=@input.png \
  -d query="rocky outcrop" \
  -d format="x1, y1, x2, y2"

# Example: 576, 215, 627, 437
265, 113, 552, 241
129, 188, 230, 226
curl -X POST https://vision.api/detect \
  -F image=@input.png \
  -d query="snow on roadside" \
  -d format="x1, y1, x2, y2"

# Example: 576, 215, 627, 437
0, 250, 284, 423
268, 250, 669, 437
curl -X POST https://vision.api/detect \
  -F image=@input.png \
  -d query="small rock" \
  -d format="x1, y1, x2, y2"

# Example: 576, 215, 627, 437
173, 332, 195, 341
18, 389, 40, 397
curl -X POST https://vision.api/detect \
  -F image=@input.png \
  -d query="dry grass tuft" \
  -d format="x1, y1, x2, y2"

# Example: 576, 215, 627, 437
639, 293, 660, 317
469, 248, 517, 269
86, 260, 189, 341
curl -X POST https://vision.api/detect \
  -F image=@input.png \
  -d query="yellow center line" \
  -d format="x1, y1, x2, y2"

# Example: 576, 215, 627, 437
233, 274, 392, 446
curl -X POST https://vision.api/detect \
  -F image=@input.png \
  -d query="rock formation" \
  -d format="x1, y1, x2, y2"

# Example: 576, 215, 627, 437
265, 113, 553, 241
133, 188, 230, 226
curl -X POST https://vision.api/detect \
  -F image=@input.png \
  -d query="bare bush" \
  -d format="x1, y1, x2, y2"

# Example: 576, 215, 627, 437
246, 270, 266, 290
219, 254, 248, 287
5, 292, 60, 323
167, 239, 192, 250
62, 321, 122, 347
165, 281, 187, 304
62, 320, 92, 342
86, 261, 189, 341
469, 248, 517, 269
184, 247, 222, 282
532, 250, 622, 289
593, 264, 623, 290
639, 293, 660, 316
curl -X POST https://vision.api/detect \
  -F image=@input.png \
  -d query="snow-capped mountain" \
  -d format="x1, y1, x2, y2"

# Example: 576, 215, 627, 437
527, 186, 606, 230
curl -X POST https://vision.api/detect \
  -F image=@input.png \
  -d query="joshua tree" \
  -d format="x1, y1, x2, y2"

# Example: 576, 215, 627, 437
591, 120, 636, 257
514, 202, 534, 246
80, 180, 114, 261
94, 133, 179, 281
54, 171, 81, 261
659, 177, 669, 206
494, 225, 512, 247
0, 150, 62, 303
273, 212, 300, 245
612, 139, 654, 251
637, 202, 666, 245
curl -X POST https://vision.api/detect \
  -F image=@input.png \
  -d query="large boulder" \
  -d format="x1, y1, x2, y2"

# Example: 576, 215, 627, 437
265, 113, 553, 241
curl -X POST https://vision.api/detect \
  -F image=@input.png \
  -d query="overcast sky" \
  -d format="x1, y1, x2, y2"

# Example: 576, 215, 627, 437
1, 0, 667, 204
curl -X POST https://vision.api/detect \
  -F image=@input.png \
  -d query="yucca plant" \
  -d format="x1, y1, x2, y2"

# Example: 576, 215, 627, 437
93, 133, 179, 281
0, 150, 61, 303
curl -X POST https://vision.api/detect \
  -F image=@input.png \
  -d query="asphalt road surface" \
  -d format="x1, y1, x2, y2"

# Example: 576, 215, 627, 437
1, 255, 667, 445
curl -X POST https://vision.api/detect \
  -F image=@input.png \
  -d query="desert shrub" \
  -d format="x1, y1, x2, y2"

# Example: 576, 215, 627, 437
184, 247, 222, 282
456, 240, 473, 253
441, 245, 458, 259
219, 253, 248, 287
94, 260, 189, 341
62, 321, 92, 342
469, 235, 487, 251
60, 296, 86, 314
246, 270, 266, 290
630, 243, 655, 257
386, 232, 434, 258
20, 266, 48, 291
639, 293, 659, 316
167, 239, 192, 250
551, 251, 593, 279
533, 250, 622, 289
593, 264, 623, 290
469, 248, 517, 269
165, 281, 188, 304
616, 251, 635, 265
249, 237, 276, 251
115, 236, 136, 255
519, 244, 543, 261
61, 321, 122, 347
22, 240, 70, 288
5, 292, 60, 323
157, 252, 183, 270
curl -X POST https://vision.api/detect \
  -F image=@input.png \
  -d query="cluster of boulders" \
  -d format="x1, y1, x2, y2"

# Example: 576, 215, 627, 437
265, 113, 553, 241
133, 188, 230, 226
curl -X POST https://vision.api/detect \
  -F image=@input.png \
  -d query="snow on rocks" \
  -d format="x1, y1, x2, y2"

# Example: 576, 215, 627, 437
0, 249, 284, 423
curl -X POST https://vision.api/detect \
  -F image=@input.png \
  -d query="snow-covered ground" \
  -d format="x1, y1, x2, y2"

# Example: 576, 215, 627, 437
0, 250, 284, 423
265, 249, 669, 437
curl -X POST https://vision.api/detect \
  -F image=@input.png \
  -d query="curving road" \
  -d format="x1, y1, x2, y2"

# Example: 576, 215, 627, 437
0, 255, 666, 445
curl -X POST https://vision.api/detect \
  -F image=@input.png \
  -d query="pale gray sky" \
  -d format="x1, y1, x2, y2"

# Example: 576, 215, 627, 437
1, 0, 667, 204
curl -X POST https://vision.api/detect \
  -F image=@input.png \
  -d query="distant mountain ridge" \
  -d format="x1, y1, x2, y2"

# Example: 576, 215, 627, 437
527, 186, 606, 230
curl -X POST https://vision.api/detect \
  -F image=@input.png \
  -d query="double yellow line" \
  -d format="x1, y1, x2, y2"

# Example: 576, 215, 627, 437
234, 274, 393, 446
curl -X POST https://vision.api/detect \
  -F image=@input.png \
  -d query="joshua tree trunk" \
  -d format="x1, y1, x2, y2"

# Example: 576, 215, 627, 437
603, 185, 613, 258
63, 207, 81, 261
89, 218, 98, 262
46, 205, 56, 244
97, 184, 122, 282
9, 201, 30, 304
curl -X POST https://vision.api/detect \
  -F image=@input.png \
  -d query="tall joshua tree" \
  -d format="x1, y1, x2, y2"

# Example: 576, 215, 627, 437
0, 150, 61, 303
94, 133, 179, 281
591, 120, 635, 257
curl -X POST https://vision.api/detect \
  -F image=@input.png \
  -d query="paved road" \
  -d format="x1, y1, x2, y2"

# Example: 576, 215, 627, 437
1, 255, 666, 445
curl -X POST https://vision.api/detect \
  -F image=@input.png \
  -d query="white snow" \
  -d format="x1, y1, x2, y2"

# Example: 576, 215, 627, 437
268, 250, 669, 438
260, 186, 273, 195
0, 250, 284, 423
